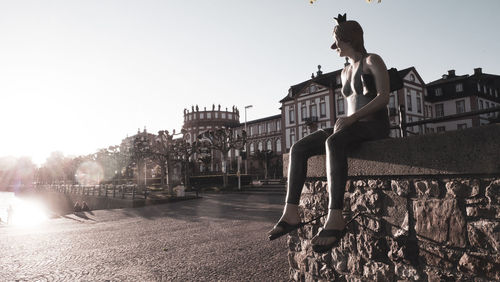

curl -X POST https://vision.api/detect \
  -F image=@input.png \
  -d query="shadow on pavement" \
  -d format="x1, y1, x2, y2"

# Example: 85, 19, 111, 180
116, 193, 285, 223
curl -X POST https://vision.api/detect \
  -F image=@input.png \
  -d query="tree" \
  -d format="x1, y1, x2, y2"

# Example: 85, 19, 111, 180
129, 135, 154, 186
197, 127, 246, 188
153, 130, 177, 194
252, 150, 275, 180
170, 134, 202, 188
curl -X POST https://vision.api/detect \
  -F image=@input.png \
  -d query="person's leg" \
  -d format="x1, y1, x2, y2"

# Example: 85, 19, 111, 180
268, 129, 331, 237
312, 121, 389, 247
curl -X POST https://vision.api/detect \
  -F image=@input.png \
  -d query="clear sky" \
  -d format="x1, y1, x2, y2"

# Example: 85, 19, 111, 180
1, 0, 499, 165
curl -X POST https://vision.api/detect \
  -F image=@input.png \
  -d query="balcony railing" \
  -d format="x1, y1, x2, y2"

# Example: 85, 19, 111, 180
304, 116, 319, 125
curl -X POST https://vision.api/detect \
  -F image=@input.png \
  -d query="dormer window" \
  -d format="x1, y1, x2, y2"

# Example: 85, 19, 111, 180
336, 75, 341, 85
435, 88, 443, 96
456, 83, 463, 92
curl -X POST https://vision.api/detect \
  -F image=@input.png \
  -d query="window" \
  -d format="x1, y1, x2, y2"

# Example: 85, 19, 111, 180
437, 126, 446, 132
250, 143, 255, 155
320, 99, 327, 117
310, 85, 317, 93
249, 126, 254, 136
276, 139, 282, 152
435, 104, 444, 117
407, 94, 412, 112
320, 122, 326, 128
336, 75, 341, 85
215, 112, 218, 118
457, 124, 467, 130
267, 122, 272, 133
456, 83, 463, 92
200, 113, 205, 119
337, 96, 345, 115
435, 88, 443, 96
301, 103, 307, 121
480, 100, 484, 109
302, 127, 308, 138
495, 89, 498, 98
486, 102, 490, 108
228, 113, 232, 119
207, 113, 211, 118
259, 124, 265, 134
222, 113, 226, 118
266, 140, 272, 151
310, 104, 317, 117
389, 95, 396, 109
410, 74, 415, 82
417, 97, 422, 113
477, 83, 481, 92
484, 85, 487, 93
289, 107, 295, 123
258, 142, 263, 151
456, 100, 465, 114
290, 129, 296, 145
276, 120, 281, 131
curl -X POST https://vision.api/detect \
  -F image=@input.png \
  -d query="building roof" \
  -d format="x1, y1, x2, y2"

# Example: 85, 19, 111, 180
279, 70, 341, 103
244, 114, 282, 125
427, 74, 469, 86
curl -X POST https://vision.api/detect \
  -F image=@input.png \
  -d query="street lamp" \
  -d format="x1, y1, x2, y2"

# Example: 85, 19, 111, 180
244, 105, 253, 174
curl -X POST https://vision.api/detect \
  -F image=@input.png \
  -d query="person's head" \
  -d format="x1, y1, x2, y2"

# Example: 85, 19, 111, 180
331, 14, 367, 57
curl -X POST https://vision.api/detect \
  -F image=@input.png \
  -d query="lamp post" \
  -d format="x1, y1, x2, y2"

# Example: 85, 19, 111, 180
244, 105, 253, 175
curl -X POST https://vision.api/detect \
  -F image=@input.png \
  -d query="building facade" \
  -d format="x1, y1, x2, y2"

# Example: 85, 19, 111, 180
425, 68, 500, 132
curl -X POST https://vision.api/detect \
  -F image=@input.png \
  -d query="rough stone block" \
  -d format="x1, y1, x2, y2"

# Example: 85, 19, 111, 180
356, 233, 388, 261
350, 189, 382, 214
392, 180, 410, 197
368, 179, 389, 190
413, 199, 467, 248
485, 180, 500, 205
445, 179, 481, 199
383, 190, 409, 238
394, 263, 420, 281
467, 220, 500, 252
458, 252, 500, 281
418, 243, 462, 270
363, 261, 394, 281
415, 180, 440, 198
466, 205, 499, 219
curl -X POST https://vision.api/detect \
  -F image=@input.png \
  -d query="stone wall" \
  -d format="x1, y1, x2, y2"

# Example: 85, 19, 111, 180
285, 124, 500, 281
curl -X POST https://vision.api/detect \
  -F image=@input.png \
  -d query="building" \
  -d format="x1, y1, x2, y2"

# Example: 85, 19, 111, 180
425, 68, 500, 132
279, 65, 429, 150
243, 114, 283, 178
388, 67, 428, 137
279, 66, 340, 152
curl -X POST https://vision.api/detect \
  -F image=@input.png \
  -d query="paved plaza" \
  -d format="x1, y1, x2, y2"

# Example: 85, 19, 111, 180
1, 193, 289, 281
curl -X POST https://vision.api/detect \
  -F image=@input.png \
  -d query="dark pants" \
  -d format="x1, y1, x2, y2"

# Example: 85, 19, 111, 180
285, 120, 389, 209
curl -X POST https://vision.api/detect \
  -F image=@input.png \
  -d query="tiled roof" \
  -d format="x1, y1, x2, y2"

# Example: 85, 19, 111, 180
427, 74, 469, 86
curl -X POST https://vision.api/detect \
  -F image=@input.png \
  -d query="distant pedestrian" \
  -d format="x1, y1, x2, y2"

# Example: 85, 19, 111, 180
7, 205, 13, 225
81, 201, 90, 212
74, 202, 82, 212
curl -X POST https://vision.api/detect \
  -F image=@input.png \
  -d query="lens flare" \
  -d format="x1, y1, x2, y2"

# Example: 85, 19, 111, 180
75, 161, 104, 185
7, 197, 49, 227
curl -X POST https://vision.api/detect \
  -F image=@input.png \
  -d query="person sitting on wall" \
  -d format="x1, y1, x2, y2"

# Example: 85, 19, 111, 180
74, 202, 82, 212
81, 201, 90, 212
268, 14, 391, 253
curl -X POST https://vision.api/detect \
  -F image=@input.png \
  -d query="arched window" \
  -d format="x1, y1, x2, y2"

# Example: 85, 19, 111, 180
258, 141, 263, 152
266, 140, 272, 151
276, 139, 282, 153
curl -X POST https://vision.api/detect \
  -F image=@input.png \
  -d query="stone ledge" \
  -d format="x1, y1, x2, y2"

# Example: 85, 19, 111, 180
283, 124, 500, 177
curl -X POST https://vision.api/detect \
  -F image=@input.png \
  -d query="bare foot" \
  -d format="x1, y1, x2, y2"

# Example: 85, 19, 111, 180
311, 209, 346, 246
267, 204, 300, 237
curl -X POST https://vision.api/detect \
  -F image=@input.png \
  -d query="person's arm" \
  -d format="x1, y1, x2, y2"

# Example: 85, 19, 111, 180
334, 54, 389, 132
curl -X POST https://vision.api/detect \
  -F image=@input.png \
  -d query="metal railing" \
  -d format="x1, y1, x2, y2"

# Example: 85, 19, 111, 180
35, 184, 149, 200
391, 105, 500, 137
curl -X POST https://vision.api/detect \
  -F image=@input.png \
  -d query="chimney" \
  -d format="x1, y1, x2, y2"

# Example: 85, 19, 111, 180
474, 68, 482, 75
448, 70, 455, 77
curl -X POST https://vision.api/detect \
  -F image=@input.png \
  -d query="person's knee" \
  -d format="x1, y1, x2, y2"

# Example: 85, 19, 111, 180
327, 131, 351, 152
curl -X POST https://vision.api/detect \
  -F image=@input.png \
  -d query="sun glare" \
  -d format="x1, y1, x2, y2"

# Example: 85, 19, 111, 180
8, 197, 50, 227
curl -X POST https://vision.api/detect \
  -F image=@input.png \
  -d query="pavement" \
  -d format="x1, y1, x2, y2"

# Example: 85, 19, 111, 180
0, 192, 290, 282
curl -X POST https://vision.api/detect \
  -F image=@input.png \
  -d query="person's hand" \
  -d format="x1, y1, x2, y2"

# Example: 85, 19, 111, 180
334, 116, 356, 133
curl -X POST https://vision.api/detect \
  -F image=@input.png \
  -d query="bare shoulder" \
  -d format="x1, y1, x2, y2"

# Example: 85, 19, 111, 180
365, 53, 387, 68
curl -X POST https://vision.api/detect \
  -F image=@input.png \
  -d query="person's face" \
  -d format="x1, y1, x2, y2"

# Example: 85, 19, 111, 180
332, 34, 350, 57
